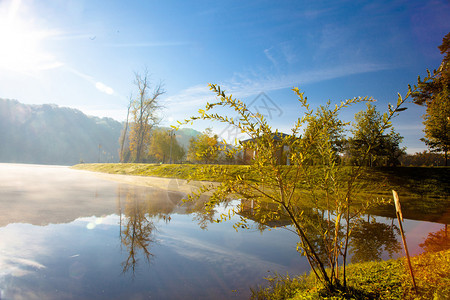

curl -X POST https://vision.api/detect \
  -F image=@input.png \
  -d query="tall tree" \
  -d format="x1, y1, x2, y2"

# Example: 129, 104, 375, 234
128, 71, 164, 162
148, 128, 185, 163
413, 32, 450, 106
420, 89, 450, 165
413, 32, 450, 165
187, 128, 219, 164
348, 103, 405, 166
384, 131, 406, 167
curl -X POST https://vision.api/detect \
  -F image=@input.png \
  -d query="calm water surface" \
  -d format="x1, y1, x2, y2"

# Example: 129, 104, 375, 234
0, 164, 445, 299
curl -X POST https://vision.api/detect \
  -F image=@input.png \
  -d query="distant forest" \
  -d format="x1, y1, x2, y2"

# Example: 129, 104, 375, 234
0, 99, 198, 165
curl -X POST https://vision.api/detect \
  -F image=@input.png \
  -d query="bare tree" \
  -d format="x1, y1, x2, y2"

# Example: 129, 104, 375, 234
128, 70, 165, 162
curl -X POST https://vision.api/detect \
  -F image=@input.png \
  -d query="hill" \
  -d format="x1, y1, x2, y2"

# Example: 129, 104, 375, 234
0, 99, 202, 165
0, 98, 123, 165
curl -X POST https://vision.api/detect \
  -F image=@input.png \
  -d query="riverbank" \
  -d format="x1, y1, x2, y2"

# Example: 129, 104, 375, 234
252, 248, 450, 300
72, 163, 450, 223
73, 166, 215, 194
71, 163, 449, 196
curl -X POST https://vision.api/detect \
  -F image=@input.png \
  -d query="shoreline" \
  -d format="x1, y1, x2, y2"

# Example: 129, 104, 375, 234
77, 169, 216, 194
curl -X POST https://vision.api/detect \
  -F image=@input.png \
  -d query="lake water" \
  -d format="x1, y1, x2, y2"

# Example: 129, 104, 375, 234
0, 163, 446, 299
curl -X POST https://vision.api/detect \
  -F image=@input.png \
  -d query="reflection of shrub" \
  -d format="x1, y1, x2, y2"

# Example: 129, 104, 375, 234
420, 227, 450, 253
350, 218, 401, 263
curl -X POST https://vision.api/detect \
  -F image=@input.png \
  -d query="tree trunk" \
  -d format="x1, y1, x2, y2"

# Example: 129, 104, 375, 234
120, 100, 131, 163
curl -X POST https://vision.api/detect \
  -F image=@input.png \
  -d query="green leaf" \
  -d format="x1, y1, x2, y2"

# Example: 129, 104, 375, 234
397, 93, 402, 106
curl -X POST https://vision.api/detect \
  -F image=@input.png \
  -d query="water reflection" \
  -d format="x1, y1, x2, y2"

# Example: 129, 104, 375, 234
119, 189, 156, 274
239, 199, 403, 264
116, 185, 220, 276
420, 224, 450, 253
349, 217, 401, 263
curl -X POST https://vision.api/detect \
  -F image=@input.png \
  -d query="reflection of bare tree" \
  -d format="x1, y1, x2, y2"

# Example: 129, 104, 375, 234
115, 185, 210, 274
420, 224, 449, 253
120, 190, 155, 275
349, 218, 401, 263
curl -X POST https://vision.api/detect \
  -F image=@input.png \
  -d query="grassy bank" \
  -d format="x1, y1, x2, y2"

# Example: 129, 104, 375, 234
72, 163, 208, 179
72, 163, 449, 196
72, 163, 449, 222
251, 249, 450, 300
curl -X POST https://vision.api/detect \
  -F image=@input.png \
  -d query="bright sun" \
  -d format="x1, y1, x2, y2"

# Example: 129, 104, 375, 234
0, 0, 61, 74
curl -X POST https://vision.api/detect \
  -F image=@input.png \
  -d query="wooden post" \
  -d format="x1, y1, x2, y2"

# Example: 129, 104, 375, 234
392, 190, 417, 293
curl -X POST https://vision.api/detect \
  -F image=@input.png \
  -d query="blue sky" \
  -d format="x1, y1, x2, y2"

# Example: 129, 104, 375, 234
0, 0, 449, 153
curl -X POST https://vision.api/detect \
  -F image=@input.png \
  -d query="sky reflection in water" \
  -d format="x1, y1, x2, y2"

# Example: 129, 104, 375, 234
0, 212, 305, 299
0, 164, 446, 299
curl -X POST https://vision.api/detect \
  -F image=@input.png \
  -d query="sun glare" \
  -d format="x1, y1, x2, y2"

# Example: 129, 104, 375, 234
0, 0, 61, 74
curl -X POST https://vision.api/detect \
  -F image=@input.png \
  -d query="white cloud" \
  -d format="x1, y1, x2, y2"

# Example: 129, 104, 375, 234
95, 82, 114, 95
159, 230, 288, 272
162, 84, 213, 126
164, 84, 212, 112
165, 84, 211, 103
263, 43, 298, 68
65, 66, 117, 97
224, 62, 391, 98
75, 214, 120, 227
280, 42, 297, 64
264, 47, 278, 67
162, 62, 392, 129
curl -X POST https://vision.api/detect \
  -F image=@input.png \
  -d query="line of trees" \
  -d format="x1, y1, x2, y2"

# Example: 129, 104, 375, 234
346, 103, 405, 167
184, 104, 407, 167
400, 150, 447, 166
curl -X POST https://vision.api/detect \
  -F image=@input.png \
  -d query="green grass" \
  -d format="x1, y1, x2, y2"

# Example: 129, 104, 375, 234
72, 164, 449, 194
72, 163, 256, 182
251, 249, 450, 300
73, 163, 208, 180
